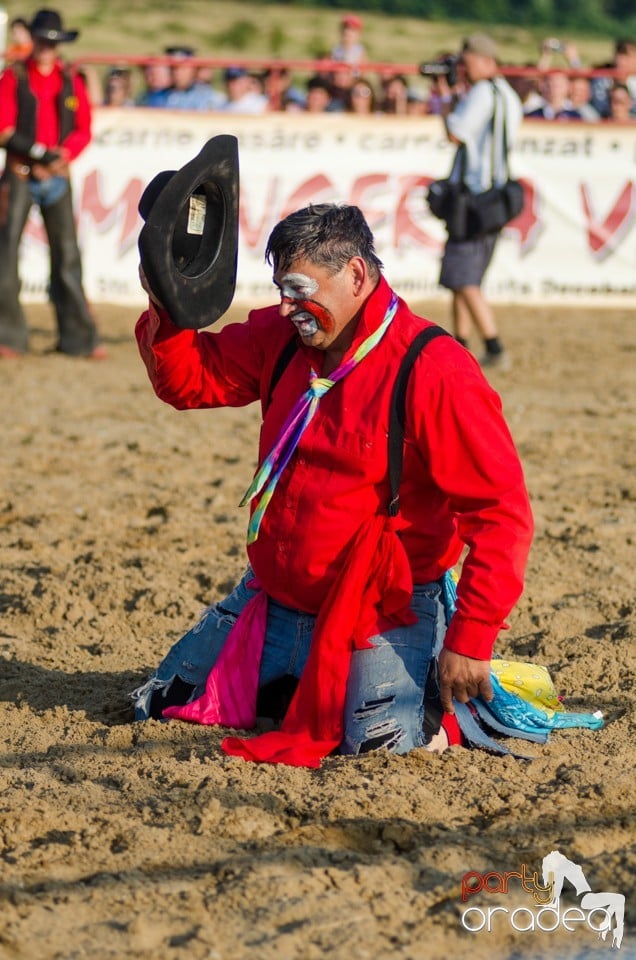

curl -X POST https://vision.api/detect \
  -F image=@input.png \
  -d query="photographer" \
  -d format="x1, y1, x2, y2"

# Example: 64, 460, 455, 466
435, 33, 522, 370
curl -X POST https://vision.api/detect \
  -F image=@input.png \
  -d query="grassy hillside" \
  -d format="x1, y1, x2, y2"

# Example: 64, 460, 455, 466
4, 0, 618, 70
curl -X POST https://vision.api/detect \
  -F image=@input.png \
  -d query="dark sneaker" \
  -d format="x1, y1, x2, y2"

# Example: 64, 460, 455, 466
131, 675, 197, 720
480, 350, 512, 371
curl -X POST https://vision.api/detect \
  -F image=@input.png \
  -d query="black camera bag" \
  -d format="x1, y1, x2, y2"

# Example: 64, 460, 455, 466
426, 81, 525, 241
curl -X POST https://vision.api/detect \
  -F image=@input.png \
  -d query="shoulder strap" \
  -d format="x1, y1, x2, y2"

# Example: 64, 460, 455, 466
388, 325, 450, 517
489, 79, 511, 184
266, 334, 299, 410
451, 142, 468, 186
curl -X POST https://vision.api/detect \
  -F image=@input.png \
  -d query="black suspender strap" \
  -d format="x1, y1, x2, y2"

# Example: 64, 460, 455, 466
266, 333, 299, 410
388, 325, 450, 517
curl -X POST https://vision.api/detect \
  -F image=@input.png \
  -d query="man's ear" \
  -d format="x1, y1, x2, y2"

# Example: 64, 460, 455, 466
349, 256, 369, 296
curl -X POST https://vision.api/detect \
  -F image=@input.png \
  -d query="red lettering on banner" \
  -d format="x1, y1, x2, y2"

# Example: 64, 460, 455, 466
350, 174, 390, 230
239, 177, 280, 249
79, 170, 144, 254
279, 174, 335, 222
503, 180, 540, 249
395, 175, 439, 250
581, 181, 635, 259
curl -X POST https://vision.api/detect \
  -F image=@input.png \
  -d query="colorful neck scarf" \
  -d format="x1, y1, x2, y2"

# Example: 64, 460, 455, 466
240, 293, 399, 543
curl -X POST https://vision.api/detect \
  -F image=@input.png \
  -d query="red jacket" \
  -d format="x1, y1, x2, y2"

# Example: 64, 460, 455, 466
136, 276, 533, 660
0, 58, 91, 161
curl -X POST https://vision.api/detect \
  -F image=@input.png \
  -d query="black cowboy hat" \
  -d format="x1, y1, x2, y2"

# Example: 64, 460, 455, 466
30, 9, 79, 43
138, 135, 240, 330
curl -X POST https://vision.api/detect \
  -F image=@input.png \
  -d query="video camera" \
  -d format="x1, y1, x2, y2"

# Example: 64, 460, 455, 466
419, 55, 459, 88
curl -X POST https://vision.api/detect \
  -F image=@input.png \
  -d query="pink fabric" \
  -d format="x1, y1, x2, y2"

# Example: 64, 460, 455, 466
163, 586, 267, 729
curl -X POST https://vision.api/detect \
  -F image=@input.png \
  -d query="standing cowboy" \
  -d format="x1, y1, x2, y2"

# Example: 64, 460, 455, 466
0, 9, 103, 358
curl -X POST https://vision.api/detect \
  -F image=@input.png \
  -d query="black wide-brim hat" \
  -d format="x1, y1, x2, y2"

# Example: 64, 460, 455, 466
30, 9, 79, 43
138, 134, 239, 330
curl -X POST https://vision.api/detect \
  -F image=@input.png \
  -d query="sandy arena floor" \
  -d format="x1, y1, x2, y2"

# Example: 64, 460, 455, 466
0, 300, 634, 960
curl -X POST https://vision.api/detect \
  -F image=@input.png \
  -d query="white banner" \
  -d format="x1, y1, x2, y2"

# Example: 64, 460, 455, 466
10, 109, 636, 307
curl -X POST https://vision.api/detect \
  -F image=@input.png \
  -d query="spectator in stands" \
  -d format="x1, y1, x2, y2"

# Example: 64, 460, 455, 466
222, 66, 268, 114
331, 13, 366, 69
136, 61, 172, 108
282, 90, 306, 112
606, 82, 636, 122
614, 38, 636, 91
196, 63, 215, 87
103, 67, 135, 107
262, 66, 304, 111
508, 69, 544, 115
525, 69, 582, 120
304, 75, 332, 113
591, 39, 636, 118
568, 74, 600, 122
77, 64, 104, 107
347, 77, 378, 114
164, 47, 226, 111
251, 71, 270, 100
407, 89, 429, 116
381, 73, 409, 114
326, 63, 355, 112
5, 16, 33, 62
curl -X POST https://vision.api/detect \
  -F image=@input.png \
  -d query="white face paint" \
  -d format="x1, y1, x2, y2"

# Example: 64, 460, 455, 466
280, 272, 319, 300
280, 272, 320, 337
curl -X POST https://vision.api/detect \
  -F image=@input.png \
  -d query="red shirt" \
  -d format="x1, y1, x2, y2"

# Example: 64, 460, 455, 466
0, 58, 91, 161
136, 277, 533, 660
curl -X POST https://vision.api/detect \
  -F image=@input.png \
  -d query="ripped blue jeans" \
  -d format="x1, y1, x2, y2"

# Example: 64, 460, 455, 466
133, 568, 447, 755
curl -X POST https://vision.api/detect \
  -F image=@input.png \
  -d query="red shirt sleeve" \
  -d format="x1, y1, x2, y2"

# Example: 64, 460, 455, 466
135, 301, 265, 409
0, 69, 18, 132
409, 351, 534, 659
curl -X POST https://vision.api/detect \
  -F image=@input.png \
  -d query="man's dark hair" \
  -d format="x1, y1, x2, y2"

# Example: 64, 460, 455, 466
265, 203, 383, 279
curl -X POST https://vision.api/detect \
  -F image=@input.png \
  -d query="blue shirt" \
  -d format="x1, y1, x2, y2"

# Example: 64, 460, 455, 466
137, 88, 170, 108
164, 84, 226, 111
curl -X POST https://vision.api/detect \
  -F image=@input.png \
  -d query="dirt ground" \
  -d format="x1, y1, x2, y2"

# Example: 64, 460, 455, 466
0, 300, 634, 960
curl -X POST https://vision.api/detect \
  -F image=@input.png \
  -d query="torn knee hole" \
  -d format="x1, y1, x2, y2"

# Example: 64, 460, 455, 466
353, 694, 394, 719
359, 725, 405, 754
